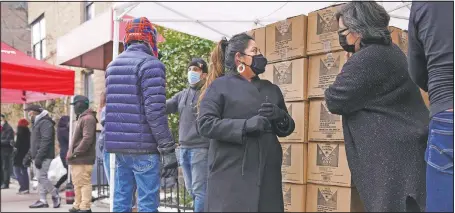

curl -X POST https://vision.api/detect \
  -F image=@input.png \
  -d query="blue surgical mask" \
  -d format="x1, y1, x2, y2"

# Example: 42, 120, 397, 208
188, 71, 201, 85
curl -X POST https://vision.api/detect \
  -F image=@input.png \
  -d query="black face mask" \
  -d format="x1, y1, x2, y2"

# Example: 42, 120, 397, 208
243, 54, 268, 75
338, 32, 356, 53
74, 102, 88, 115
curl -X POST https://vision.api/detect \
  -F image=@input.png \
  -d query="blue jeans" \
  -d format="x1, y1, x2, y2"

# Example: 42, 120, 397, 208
113, 154, 160, 212
177, 148, 208, 212
13, 166, 29, 191
102, 150, 110, 185
425, 110, 454, 212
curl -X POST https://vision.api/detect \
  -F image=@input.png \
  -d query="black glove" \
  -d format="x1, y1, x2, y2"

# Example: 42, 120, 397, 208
158, 146, 178, 179
245, 115, 271, 134
258, 103, 286, 121
34, 159, 42, 169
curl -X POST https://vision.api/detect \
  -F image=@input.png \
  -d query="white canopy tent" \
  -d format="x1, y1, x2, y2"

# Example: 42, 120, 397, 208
108, 1, 411, 211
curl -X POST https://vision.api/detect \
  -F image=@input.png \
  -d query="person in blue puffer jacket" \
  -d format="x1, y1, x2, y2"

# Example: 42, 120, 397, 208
105, 17, 177, 212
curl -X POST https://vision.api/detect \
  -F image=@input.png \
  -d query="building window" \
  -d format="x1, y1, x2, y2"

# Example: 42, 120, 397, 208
85, 1, 95, 22
84, 70, 94, 103
31, 15, 46, 60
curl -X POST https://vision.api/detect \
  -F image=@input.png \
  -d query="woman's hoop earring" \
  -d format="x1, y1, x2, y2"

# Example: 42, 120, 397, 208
237, 64, 245, 73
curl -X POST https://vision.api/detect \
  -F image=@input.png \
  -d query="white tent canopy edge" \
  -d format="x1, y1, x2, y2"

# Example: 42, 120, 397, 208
108, 1, 411, 211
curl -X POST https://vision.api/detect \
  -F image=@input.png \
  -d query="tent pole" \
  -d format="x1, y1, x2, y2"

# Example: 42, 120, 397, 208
68, 96, 74, 183
109, 8, 122, 212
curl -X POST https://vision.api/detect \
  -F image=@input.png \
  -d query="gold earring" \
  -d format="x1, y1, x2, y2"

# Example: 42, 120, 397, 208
237, 64, 245, 73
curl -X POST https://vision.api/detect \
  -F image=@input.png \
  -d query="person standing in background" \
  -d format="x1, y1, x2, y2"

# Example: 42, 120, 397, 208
407, 2, 454, 212
1, 114, 15, 189
97, 91, 109, 183
166, 58, 209, 212
55, 116, 70, 191
67, 95, 97, 213
24, 105, 61, 209
13, 118, 31, 194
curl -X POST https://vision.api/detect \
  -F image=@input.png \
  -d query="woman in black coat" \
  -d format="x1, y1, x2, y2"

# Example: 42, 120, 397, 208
197, 33, 295, 212
13, 118, 31, 194
325, 2, 429, 212
55, 116, 69, 190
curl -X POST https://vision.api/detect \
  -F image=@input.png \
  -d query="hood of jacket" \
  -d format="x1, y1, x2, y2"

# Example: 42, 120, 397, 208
58, 116, 70, 128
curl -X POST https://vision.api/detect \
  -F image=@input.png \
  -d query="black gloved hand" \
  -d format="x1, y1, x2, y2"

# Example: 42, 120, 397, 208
159, 148, 178, 179
245, 115, 271, 134
258, 103, 286, 121
34, 159, 42, 169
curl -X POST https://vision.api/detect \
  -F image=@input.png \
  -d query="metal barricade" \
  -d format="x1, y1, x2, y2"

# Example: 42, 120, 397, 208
159, 172, 194, 212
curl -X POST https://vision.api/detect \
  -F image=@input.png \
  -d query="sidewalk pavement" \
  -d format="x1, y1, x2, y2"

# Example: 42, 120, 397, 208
1, 182, 109, 212
2, 182, 188, 212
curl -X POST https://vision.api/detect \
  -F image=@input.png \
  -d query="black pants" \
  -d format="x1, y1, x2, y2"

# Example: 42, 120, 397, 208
1, 149, 12, 187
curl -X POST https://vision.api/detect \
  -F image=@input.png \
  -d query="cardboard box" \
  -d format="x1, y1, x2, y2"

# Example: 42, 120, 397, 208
306, 184, 364, 212
308, 51, 346, 98
308, 99, 343, 141
282, 183, 306, 212
307, 4, 344, 55
389, 26, 408, 55
307, 142, 352, 187
266, 15, 307, 62
248, 27, 266, 56
281, 143, 308, 184
279, 102, 309, 142
262, 58, 308, 102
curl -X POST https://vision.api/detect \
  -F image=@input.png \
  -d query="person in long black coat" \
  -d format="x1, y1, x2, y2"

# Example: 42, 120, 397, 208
13, 118, 31, 194
197, 33, 295, 212
325, 2, 429, 212
55, 116, 69, 190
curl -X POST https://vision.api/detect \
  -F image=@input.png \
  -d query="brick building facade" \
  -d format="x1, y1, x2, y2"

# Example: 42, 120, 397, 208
27, 1, 114, 126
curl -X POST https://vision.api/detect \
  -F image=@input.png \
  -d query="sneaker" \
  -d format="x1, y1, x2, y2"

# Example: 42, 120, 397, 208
78, 209, 92, 213
52, 195, 61, 208
69, 207, 79, 213
17, 190, 30, 195
29, 200, 49, 208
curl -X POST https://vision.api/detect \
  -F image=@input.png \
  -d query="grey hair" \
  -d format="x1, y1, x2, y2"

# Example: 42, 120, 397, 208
336, 2, 391, 44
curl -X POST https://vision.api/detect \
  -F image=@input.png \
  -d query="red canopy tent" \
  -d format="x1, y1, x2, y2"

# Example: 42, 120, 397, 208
1, 42, 75, 103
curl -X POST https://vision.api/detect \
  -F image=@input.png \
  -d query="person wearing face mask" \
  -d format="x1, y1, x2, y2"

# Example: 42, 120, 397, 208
0, 114, 15, 189
105, 17, 177, 212
324, 2, 429, 212
196, 33, 295, 212
67, 95, 97, 213
24, 105, 61, 209
165, 58, 209, 212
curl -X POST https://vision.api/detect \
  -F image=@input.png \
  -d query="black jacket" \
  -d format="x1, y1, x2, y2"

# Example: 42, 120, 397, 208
197, 74, 295, 212
408, 2, 454, 117
325, 43, 429, 212
57, 116, 70, 162
1, 121, 14, 150
30, 114, 55, 162
13, 127, 30, 166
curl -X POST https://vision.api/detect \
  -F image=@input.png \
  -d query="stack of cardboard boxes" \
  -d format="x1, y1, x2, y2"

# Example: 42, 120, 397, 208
249, 4, 427, 212
252, 14, 310, 212
305, 5, 365, 212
